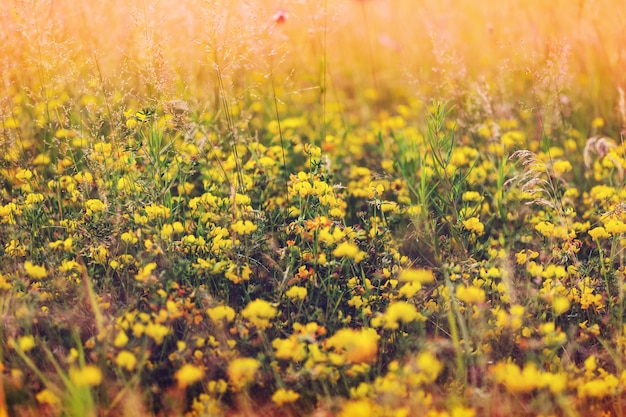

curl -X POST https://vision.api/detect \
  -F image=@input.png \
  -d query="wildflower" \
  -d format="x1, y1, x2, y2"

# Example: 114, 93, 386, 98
325, 328, 379, 364
33, 153, 51, 165
398, 268, 435, 284
24, 261, 47, 280
272, 337, 307, 361
589, 226, 610, 240
115, 350, 137, 371
69, 365, 103, 387
160, 223, 174, 239
451, 406, 476, 417
462, 217, 484, 235
85, 198, 106, 216
285, 286, 307, 301
271, 388, 300, 406
410, 351, 442, 385
206, 305, 236, 324
552, 297, 571, 316
145, 322, 170, 345
379, 301, 423, 330
578, 378, 617, 398
462, 191, 482, 202
36, 389, 61, 406
135, 262, 157, 283
242, 299, 278, 329
339, 399, 376, 417
398, 281, 422, 298
175, 364, 205, 388
227, 357, 261, 391
113, 331, 129, 348
456, 286, 486, 304
333, 241, 366, 263
552, 160, 573, 174
231, 220, 258, 235
144, 203, 170, 220
17, 335, 35, 352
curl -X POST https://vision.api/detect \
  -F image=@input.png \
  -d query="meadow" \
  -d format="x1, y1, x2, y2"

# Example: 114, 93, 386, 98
2, 0, 626, 416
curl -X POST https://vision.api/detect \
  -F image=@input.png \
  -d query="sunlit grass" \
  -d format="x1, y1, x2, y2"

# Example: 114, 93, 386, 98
2, 0, 626, 416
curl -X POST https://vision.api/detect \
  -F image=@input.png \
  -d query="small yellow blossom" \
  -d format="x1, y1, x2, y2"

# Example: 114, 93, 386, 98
113, 331, 129, 348
35, 389, 61, 406
271, 388, 300, 406
227, 357, 261, 391
285, 286, 307, 301
339, 399, 376, 417
145, 322, 170, 345
85, 198, 106, 216
69, 365, 103, 387
115, 350, 137, 371
398, 281, 422, 298
231, 220, 258, 235
325, 327, 379, 364
398, 268, 435, 283
462, 191, 482, 202
462, 217, 484, 235
17, 335, 36, 352
416, 351, 443, 383
242, 299, 278, 329
333, 241, 366, 263
456, 286, 486, 304
206, 305, 236, 324
552, 160, 573, 174
552, 297, 571, 316
175, 364, 205, 388
24, 261, 47, 280
589, 226, 610, 240
380, 301, 422, 330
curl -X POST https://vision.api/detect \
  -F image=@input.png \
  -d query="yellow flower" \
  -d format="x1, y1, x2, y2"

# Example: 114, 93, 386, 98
135, 262, 157, 283
462, 217, 484, 235
69, 365, 102, 387
115, 350, 137, 371
380, 301, 422, 330
35, 389, 61, 406
285, 286, 307, 301
175, 364, 205, 388
206, 305, 236, 324
398, 281, 422, 298
113, 331, 129, 348
144, 204, 170, 220
451, 406, 476, 417
242, 299, 278, 329
272, 337, 307, 361
333, 241, 366, 263
227, 357, 261, 391
462, 191, 482, 202
398, 268, 435, 284
160, 223, 174, 239
552, 297, 571, 316
271, 388, 300, 406
339, 399, 376, 417
325, 328, 379, 364
145, 322, 170, 345
552, 160, 572, 174
85, 198, 106, 216
17, 335, 35, 352
456, 286, 486, 304
24, 261, 47, 280
231, 220, 258, 235
416, 351, 443, 383
589, 226, 610, 240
